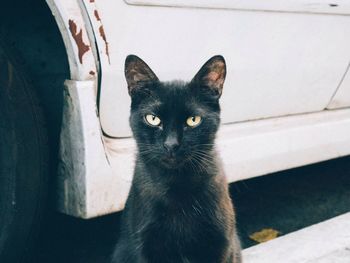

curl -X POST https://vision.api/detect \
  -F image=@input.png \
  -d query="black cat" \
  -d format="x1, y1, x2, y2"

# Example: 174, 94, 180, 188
111, 55, 241, 263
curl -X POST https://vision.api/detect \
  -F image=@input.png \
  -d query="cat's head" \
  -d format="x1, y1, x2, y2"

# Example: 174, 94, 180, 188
125, 55, 226, 169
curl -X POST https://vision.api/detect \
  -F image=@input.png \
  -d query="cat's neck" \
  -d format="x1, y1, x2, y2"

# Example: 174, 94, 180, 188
134, 153, 226, 203
136, 152, 220, 185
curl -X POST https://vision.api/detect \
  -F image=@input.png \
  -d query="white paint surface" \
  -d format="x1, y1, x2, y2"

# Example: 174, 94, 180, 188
217, 109, 350, 183
49, 1, 350, 218
90, 1, 350, 137
243, 212, 350, 263
103, 108, 350, 215
327, 63, 350, 109
126, 0, 350, 15
57, 84, 350, 218
57, 80, 131, 218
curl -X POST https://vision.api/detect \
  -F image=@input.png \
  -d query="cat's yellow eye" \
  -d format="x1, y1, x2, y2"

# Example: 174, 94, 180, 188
145, 114, 161, 126
186, 116, 202, 127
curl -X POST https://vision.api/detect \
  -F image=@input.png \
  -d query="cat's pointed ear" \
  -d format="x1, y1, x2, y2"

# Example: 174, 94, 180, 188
125, 55, 159, 95
191, 55, 226, 99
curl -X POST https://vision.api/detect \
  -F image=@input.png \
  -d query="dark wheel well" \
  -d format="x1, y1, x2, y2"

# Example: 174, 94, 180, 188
0, 0, 70, 167
0, 34, 50, 263
0, 3, 70, 261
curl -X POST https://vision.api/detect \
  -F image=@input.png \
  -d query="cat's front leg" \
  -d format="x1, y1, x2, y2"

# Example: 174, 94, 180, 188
111, 240, 146, 263
111, 249, 147, 263
134, 253, 149, 263
222, 241, 242, 263
225, 248, 242, 263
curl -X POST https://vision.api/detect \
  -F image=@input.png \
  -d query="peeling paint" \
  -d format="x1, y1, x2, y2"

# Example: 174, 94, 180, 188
94, 10, 101, 21
68, 19, 90, 64
99, 25, 111, 64
84, 3, 111, 65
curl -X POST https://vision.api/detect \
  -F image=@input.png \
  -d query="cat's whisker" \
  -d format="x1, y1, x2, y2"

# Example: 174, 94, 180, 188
191, 151, 216, 167
188, 156, 203, 174
142, 154, 159, 165
138, 150, 156, 156
194, 150, 216, 159
192, 150, 214, 159
187, 156, 201, 176
192, 203, 202, 215
190, 154, 210, 174
191, 155, 217, 175
194, 143, 215, 146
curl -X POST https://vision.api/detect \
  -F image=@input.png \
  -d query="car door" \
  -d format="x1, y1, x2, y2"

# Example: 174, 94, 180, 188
327, 67, 350, 109
85, 0, 350, 137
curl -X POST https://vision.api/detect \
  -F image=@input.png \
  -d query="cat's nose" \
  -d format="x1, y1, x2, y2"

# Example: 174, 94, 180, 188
163, 135, 180, 154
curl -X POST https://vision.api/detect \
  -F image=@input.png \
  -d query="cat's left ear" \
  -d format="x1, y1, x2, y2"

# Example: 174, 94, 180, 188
125, 55, 159, 96
191, 55, 226, 99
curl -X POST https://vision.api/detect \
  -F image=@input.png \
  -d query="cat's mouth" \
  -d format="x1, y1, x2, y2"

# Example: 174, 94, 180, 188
160, 155, 184, 168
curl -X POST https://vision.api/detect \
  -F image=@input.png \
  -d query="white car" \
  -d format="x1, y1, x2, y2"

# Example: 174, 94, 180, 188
1, 0, 349, 261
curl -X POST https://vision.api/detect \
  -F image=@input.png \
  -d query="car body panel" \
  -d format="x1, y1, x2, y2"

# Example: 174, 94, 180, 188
89, 1, 350, 137
46, 0, 97, 81
46, 0, 350, 218
125, 0, 350, 15
327, 66, 350, 109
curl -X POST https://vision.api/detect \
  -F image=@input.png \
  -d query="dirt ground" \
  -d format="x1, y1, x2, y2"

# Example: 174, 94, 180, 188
34, 156, 350, 263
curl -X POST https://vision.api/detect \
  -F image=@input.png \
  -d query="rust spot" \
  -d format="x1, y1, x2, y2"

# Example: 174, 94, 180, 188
99, 25, 111, 64
68, 19, 90, 64
89, 70, 95, 75
94, 10, 101, 21
90, 0, 95, 2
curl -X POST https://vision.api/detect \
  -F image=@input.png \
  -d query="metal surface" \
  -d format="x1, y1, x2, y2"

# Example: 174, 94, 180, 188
45, 0, 112, 218
82, 0, 111, 67
57, 80, 131, 218
125, 0, 350, 15
57, 102, 350, 218
105, 108, 350, 213
94, 1, 350, 137
327, 62, 350, 109
46, 0, 97, 81
44, 0, 350, 218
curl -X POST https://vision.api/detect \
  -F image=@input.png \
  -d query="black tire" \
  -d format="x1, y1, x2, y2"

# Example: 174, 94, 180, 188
0, 38, 49, 262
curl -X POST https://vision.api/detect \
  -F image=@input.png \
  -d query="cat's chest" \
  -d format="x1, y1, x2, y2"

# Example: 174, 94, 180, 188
160, 195, 208, 228
147, 192, 225, 241
140, 196, 228, 262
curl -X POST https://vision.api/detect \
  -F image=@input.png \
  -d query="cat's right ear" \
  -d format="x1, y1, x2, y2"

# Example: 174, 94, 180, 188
191, 55, 226, 99
125, 55, 159, 96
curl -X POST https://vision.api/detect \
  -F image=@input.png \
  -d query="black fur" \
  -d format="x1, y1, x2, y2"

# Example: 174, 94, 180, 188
111, 55, 241, 263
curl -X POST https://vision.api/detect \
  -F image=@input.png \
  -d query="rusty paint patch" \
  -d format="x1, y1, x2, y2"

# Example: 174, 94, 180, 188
94, 10, 101, 21
99, 25, 111, 64
68, 19, 90, 64
89, 70, 95, 75
89, 0, 95, 2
